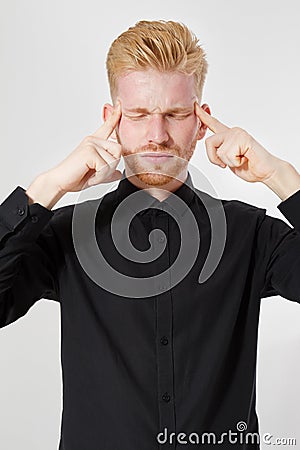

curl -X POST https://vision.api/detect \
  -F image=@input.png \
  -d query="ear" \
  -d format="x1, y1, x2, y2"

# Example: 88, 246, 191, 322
102, 103, 117, 140
196, 103, 211, 141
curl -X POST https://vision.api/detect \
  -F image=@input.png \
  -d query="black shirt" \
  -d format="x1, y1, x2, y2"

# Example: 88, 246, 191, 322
0, 171, 299, 450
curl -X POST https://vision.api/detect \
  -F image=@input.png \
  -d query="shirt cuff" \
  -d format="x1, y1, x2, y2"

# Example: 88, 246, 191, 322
0, 186, 54, 242
277, 189, 300, 231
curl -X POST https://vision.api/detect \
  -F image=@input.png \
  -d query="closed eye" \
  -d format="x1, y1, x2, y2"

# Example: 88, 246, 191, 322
125, 113, 192, 121
125, 114, 148, 120
167, 113, 192, 120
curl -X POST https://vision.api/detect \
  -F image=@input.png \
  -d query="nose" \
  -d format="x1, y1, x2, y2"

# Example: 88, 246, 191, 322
145, 114, 169, 145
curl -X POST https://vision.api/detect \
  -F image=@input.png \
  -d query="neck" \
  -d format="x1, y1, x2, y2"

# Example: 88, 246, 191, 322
124, 168, 188, 202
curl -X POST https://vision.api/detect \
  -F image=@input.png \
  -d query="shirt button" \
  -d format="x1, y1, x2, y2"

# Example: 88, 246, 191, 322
18, 207, 25, 216
160, 336, 169, 345
162, 392, 171, 403
31, 215, 38, 223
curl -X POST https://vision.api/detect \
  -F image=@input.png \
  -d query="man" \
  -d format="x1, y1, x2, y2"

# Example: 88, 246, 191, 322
0, 19, 299, 450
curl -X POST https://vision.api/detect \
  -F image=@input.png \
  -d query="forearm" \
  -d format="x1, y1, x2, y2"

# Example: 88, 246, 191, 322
262, 160, 300, 201
0, 186, 59, 327
26, 173, 65, 210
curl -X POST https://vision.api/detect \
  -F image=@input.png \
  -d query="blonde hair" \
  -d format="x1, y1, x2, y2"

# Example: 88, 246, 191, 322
106, 20, 208, 102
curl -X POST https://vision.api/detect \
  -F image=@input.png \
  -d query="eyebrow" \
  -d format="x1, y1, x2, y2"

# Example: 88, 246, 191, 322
124, 107, 193, 114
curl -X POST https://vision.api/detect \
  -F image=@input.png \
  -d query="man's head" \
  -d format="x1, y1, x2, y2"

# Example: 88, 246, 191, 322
103, 20, 210, 187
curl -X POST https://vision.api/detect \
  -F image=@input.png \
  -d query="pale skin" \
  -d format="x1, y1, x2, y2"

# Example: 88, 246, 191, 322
103, 70, 207, 201
26, 103, 124, 209
26, 69, 300, 208
195, 104, 300, 201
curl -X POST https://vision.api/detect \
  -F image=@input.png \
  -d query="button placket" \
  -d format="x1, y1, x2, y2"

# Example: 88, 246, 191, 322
152, 212, 176, 445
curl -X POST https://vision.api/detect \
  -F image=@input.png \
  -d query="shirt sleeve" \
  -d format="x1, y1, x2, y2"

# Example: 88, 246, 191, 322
258, 189, 300, 302
0, 186, 63, 328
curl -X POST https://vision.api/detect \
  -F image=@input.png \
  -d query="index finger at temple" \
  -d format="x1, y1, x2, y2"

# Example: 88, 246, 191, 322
194, 102, 229, 134
92, 101, 122, 140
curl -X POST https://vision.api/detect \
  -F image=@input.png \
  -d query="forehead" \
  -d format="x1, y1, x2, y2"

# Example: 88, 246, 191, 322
116, 69, 197, 109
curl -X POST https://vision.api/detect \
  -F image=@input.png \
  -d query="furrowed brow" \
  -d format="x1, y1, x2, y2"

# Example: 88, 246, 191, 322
124, 107, 193, 114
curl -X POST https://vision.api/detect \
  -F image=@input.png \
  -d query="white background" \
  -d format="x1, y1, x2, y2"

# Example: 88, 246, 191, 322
0, 0, 299, 448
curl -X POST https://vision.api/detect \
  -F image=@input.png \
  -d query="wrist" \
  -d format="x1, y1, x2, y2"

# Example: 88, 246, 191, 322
262, 160, 300, 201
26, 172, 66, 210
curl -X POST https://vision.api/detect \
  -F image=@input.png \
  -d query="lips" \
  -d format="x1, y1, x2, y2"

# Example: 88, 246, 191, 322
140, 152, 173, 157
141, 152, 173, 158
139, 153, 174, 164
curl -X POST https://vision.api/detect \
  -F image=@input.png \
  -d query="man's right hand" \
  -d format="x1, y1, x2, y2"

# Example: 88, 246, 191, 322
26, 101, 123, 209
49, 100, 123, 192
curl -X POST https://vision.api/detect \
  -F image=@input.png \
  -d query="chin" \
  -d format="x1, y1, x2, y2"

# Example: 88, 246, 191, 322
136, 172, 175, 187
122, 144, 195, 187
126, 159, 188, 188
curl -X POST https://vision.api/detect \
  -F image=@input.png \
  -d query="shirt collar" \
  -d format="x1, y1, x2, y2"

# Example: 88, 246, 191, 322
114, 169, 196, 218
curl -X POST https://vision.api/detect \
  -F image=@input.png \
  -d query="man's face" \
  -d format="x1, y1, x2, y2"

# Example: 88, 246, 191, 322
104, 69, 210, 186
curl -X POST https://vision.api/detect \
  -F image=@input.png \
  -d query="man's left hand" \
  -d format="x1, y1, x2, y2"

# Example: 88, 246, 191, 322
195, 102, 282, 184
